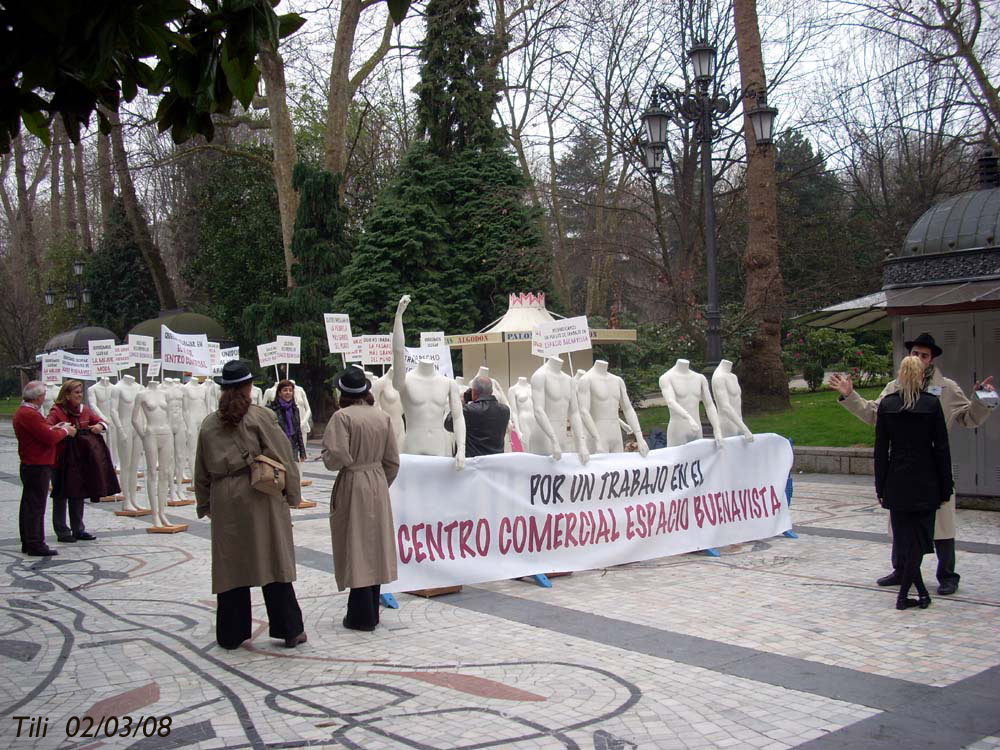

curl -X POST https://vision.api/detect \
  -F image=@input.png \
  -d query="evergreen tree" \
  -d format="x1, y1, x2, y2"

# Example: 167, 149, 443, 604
83, 197, 160, 337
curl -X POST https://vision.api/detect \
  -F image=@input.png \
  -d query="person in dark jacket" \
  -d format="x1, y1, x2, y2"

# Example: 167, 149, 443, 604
874, 355, 953, 611
445, 375, 510, 458
268, 380, 307, 461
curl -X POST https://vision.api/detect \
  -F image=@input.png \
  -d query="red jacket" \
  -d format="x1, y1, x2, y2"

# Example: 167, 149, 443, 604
13, 403, 69, 466
46, 403, 106, 463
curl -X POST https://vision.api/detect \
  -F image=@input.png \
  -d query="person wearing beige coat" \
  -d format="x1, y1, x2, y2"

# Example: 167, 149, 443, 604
831, 332, 996, 595
322, 366, 400, 631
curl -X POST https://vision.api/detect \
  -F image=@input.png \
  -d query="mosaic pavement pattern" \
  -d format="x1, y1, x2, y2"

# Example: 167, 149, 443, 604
0, 426, 998, 749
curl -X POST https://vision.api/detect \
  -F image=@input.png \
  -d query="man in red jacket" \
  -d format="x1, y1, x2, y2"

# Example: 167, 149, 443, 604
13, 381, 76, 556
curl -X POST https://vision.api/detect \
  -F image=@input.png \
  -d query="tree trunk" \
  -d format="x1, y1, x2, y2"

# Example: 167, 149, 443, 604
105, 107, 178, 310
258, 42, 299, 288
324, 0, 364, 178
50, 122, 62, 239
61, 133, 78, 245
732, 0, 789, 410
73, 142, 93, 252
96, 130, 115, 230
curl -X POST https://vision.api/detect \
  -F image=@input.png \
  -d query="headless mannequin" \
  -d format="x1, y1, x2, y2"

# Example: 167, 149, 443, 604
43, 384, 59, 415
711, 359, 753, 441
393, 295, 465, 469
206, 379, 221, 413
250, 384, 263, 406
372, 366, 406, 452
574, 369, 600, 452
89, 376, 117, 468
291, 380, 312, 437
507, 376, 537, 450
163, 378, 189, 496
530, 356, 590, 463
111, 375, 145, 511
578, 360, 649, 455
132, 381, 174, 527
183, 377, 211, 476
262, 384, 277, 406
659, 359, 723, 448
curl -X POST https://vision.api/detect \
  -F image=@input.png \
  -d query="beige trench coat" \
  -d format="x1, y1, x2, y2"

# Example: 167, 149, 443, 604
840, 368, 992, 539
195, 405, 301, 594
322, 403, 400, 591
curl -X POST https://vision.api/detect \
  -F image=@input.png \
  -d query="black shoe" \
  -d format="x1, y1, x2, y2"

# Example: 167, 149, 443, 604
918, 595, 932, 609
74, 532, 97, 541
56, 535, 77, 543
896, 597, 919, 610
877, 572, 901, 587
25, 547, 58, 557
283, 632, 308, 648
937, 582, 958, 595
342, 616, 376, 632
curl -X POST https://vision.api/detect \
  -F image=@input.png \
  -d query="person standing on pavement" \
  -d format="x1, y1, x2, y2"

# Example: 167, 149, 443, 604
268, 379, 307, 461
830, 332, 996, 595
874, 356, 953, 610
321, 367, 400, 632
13, 381, 76, 556
445, 375, 510, 458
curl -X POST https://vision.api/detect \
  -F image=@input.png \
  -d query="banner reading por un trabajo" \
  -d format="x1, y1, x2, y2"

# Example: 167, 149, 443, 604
380, 433, 793, 593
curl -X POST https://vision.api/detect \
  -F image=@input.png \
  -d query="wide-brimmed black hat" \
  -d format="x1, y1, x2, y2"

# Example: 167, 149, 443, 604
215, 360, 254, 386
904, 332, 943, 359
335, 366, 371, 395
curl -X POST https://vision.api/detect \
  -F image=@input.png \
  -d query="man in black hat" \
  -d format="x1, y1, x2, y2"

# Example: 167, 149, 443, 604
830, 332, 996, 595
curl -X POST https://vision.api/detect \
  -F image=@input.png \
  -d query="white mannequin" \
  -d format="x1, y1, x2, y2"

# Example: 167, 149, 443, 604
291, 380, 312, 437
132, 381, 174, 527
262, 384, 277, 405
712, 359, 753, 441
250, 384, 263, 406
530, 356, 590, 463
43, 383, 59, 415
372, 366, 406, 452
507, 376, 537, 450
183, 377, 212, 475
163, 378, 189, 497
393, 295, 465, 469
578, 360, 649, 455
455, 376, 468, 396
111, 375, 145, 511
206, 379, 221, 412
89, 376, 117, 468
659, 359, 723, 449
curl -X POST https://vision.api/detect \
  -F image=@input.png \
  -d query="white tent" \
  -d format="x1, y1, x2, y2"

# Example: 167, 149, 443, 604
446, 293, 636, 391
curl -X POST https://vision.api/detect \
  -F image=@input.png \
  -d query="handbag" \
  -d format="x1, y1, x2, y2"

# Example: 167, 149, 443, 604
231, 429, 286, 496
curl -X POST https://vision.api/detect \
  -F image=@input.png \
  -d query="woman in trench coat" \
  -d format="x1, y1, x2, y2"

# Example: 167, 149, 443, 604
322, 366, 400, 631
194, 360, 307, 649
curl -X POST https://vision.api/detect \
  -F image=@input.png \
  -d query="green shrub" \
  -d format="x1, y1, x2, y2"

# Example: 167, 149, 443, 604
802, 361, 825, 391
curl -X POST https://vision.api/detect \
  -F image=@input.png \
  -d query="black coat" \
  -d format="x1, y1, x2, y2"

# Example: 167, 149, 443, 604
267, 399, 306, 460
874, 392, 953, 512
445, 396, 510, 458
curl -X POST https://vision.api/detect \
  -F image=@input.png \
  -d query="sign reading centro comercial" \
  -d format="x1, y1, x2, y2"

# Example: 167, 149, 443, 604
160, 325, 211, 375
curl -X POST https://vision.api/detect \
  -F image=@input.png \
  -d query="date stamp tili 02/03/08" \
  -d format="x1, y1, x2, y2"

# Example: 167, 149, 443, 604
12, 715, 173, 740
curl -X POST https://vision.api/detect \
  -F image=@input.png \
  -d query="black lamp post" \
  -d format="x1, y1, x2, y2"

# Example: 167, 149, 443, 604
45, 258, 91, 325
640, 41, 777, 367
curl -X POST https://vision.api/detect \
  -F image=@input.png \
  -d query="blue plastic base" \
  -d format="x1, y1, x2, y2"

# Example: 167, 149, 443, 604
782, 530, 799, 539
703, 548, 721, 557
379, 593, 399, 609
529, 573, 552, 588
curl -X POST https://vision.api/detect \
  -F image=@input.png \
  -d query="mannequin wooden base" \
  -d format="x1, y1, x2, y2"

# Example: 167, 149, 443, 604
300, 479, 313, 487
99, 495, 119, 502
407, 586, 462, 598
181, 478, 192, 484
294, 500, 317, 509
146, 524, 188, 534
115, 509, 152, 517
545, 571, 572, 578
167, 499, 195, 507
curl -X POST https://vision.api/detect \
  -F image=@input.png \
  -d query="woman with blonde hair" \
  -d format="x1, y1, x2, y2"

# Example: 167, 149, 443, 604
874, 355, 952, 610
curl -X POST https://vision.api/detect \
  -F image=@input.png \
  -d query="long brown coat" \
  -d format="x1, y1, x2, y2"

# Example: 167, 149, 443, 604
322, 403, 400, 591
841, 367, 992, 539
194, 405, 301, 594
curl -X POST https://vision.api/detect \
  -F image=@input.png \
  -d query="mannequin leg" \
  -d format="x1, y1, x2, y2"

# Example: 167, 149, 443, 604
120, 432, 142, 511
141, 434, 158, 518
155, 432, 173, 526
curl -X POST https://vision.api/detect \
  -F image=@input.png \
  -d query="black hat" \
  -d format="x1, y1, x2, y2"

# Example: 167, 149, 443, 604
904, 332, 943, 359
215, 360, 254, 386
335, 366, 371, 395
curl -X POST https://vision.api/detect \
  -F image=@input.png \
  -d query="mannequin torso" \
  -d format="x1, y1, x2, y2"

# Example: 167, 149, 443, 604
373, 367, 405, 451
508, 377, 537, 448
711, 359, 753, 440
659, 359, 723, 448
134, 381, 171, 436
530, 356, 589, 462
579, 361, 649, 455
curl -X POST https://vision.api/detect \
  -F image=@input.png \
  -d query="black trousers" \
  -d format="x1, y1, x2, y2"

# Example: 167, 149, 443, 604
346, 585, 381, 629
890, 537, 959, 585
19, 465, 51, 551
216, 581, 303, 650
890, 509, 933, 598
52, 496, 86, 538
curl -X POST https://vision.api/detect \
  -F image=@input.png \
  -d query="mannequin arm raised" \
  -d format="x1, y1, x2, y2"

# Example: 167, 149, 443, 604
391, 295, 410, 393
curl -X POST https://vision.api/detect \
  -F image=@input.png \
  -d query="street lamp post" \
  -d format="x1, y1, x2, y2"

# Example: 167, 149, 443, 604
640, 42, 777, 368
45, 258, 92, 325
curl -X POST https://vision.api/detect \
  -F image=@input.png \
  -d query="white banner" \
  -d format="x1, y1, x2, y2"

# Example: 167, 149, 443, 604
346, 336, 364, 364
276, 335, 301, 365
324, 313, 352, 353
114, 344, 132, 371
161, 326, 211, 375
61, 351, 95, 381
88, 339, 117, 377
363, 334, 393, 365
403, 346, 454, 379
42, 352, 63, 384
146, 360, 161, 380
531, 325, 545, 357
533, 315, 591, 357
420, 331, 446, 348
128, 334, 155, 364
220, 346, 240, 363
258, 341, 280, 369
381, 434, 793, 594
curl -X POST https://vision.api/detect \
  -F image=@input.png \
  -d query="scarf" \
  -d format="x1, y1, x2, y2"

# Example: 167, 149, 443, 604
922, 365, 936, 391
276, 397, 296, 437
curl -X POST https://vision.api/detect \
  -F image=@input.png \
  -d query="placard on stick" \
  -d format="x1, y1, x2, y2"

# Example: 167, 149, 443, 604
88, 339, 117, 377
324, 314, 352, 353
257, 341, 280, 369
128, 334, 155, 364
363, 335, 392, 366
42, 352, 63, 384
532, 316, 591, 357
277, 335, 301, 364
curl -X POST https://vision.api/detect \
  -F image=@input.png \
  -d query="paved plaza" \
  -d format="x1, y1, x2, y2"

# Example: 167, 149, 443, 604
1, 424, 998, 750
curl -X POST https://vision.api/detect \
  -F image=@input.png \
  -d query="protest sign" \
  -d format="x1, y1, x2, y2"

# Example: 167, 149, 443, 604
146, 360, 161, 380
257, 341, 280, 369
61, 351, 95, 381
128, 334, 155, 364
531, 325, 545, 357
207, 342, 221, 376
403, 346, 454, 379
420, 331, 446, 348
346, 337, 365, 364
160, 326, 211, 375
88, 339, 117, 377
42, 352, 63, 384
363, 334, 393, 365
324, 314, 352, 353
114, 344, 132, 371
277, 335, 301, 365
533, 316, 590, 357
382, 434, 792, 593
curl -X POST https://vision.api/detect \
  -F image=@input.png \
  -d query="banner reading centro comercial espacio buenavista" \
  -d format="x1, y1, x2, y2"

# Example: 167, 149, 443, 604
379, 433, 793, 593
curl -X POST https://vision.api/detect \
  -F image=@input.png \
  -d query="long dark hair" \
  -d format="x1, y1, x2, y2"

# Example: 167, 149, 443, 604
218, 384, 252, 426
